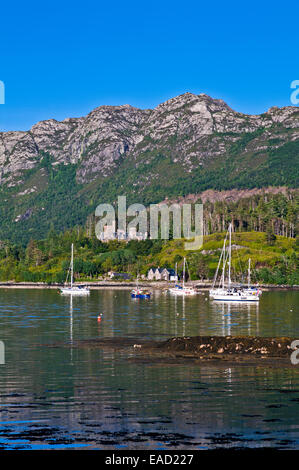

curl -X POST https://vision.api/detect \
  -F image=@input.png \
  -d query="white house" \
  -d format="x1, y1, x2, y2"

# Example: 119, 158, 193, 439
147, 268, 176, 281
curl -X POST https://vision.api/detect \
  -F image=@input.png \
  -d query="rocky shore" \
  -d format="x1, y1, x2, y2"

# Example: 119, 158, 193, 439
138, 335, 295, 360
62, 335, 298, 368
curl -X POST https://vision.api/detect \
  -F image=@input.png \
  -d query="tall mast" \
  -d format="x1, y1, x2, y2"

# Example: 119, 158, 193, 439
228, 223, 232, 290
248, 258, 251, 288
70, 243, 74, 288
212, 230, 227, 289
183, 258, 185, 289
222, 239, 226, 289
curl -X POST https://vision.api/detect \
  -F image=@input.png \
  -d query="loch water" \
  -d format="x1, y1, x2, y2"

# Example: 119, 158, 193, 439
0, 288, 298, 450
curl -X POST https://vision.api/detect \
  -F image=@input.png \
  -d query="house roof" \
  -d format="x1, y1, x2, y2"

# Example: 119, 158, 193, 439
148, 268, 175, 275
111, 272, 131, 279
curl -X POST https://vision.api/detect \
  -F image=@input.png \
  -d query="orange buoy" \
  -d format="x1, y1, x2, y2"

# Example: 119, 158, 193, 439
97, 314, 102, 322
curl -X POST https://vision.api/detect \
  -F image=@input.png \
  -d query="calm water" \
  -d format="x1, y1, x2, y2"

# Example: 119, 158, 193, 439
0, 288, 298, 450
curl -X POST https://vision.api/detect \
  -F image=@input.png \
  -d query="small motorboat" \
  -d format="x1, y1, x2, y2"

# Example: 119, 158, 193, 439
131, 289, 151, 299
131, 274, 151, 299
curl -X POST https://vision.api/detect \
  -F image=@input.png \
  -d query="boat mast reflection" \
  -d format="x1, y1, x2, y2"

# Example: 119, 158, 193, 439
70, 294, 73, 364
211, 300, 259, 336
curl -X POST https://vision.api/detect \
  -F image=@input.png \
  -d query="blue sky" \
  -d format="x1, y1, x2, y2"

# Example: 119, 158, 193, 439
0, 0, 298, 131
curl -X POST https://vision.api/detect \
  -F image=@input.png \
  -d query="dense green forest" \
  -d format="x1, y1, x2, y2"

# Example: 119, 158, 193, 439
201, 191, 298, 237
0, 131, 298, 245
0, 190, 298, 285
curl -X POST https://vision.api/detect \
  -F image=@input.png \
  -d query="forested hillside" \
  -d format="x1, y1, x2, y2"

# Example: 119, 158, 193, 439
0, 93, 298, 244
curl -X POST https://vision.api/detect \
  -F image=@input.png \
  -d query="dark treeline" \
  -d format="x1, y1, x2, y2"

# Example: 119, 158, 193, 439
0, 191, 297, 285
200, 191, 298, 237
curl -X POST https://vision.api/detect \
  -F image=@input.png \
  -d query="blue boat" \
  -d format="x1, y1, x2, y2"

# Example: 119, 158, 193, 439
131, 289, 151, 299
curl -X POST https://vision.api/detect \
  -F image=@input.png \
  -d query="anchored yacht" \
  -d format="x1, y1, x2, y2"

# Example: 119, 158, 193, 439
60, 244, 90, 295
169, 258, 197, 296
209, 224, 261, 302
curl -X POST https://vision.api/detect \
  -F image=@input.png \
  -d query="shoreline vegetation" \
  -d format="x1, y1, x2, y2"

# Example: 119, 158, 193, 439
0, 281, 298, 290
0, 190, 298, 286
0, 228, 298, 286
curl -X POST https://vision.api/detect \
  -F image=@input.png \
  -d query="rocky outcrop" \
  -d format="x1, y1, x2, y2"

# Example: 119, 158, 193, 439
160, 186, 296, 205
57, 335, 298, 367
0, 92, 298, 187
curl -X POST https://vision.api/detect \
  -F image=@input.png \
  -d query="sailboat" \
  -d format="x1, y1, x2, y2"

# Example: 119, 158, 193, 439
131, 274, 151, 299
60, 244, 90, 295
243, 258, 261, 296
209, 224, 261, 302
169, 258, 197, 295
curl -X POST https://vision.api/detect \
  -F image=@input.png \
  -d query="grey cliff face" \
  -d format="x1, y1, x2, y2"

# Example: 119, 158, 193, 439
0, 92, 298, 187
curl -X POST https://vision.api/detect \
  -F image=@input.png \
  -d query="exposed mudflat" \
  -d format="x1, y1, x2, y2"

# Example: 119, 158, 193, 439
53, 335, 298, 368
134, 335, 297, 367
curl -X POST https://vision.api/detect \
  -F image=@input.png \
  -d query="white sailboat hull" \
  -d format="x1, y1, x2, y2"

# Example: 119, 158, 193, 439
210, 224, 262, 303
209, 289, 259, 302
60, 286, 90, 295
59, 243, 90, 296
168, 258, 196, 296
169, 287, 197, 296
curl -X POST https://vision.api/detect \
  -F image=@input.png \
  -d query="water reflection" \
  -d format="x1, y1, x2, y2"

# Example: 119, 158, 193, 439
0, 288, 298, 449
210, 301, 260, 336
70, 295, 73, 363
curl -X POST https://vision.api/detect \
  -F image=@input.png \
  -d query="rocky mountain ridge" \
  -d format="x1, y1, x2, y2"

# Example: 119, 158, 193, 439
1, 92, 298, 187
0, 92, 298, 244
